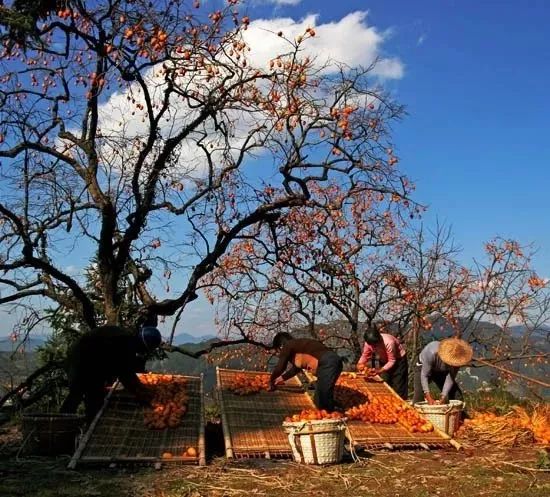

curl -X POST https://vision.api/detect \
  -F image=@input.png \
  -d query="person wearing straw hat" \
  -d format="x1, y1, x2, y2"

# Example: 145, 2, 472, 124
356, 323, 409, 400
60, 325, 162, 422
413, 337, 473, 405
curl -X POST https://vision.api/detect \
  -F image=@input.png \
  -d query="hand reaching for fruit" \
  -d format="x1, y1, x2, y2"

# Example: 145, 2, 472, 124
267, 377, 283, 392
356, 364, 379, 377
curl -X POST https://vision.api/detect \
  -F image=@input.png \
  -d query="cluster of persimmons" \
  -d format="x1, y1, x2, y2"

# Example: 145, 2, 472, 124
227, 373, 271, 395
344, 394, 434, 433
139, 373, 189, 430
284, 409, 344, 422
161, 447, 197, 460
335, 375, 434, 433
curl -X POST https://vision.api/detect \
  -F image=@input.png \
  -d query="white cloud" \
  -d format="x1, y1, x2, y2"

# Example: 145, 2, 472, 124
417, 34, 427, 46
243, 11, 404, 79
372, 57, 404, 79
256, 0, 302, 5
95, 11, 404, 178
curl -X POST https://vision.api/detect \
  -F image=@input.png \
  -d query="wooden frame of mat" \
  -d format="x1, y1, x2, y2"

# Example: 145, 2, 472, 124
68, 373, 206, 468
216, 367, 315, 459
336, 373, 460, 450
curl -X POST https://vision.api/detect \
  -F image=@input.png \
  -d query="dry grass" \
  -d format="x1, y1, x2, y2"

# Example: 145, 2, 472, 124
458, 404, 550, 447
1, 446, 549, 497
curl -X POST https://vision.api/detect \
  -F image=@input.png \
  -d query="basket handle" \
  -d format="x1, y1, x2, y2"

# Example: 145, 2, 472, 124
308, 433, 319, 465
294, 421, 308, 433
288, 432, 305, 463
442, 400, 465, 414
286, 426, 307, 463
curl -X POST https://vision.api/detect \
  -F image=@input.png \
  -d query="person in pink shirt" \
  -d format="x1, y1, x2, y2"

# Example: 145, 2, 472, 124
356, 323, 409, 399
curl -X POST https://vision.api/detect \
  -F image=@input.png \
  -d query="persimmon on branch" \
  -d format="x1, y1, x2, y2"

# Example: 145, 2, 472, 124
0, 1, 412, 361
205, 217, 465, 360
473, 357, 550, 389
166, 337, 272, 360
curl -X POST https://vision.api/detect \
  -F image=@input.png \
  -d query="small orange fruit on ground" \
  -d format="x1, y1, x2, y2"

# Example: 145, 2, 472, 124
161, 452, 173, 459
185, 447, 197, 457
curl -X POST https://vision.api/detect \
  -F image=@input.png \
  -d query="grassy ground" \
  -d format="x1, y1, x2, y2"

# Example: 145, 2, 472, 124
1, 432, 548, 497
1, 388, 548, 497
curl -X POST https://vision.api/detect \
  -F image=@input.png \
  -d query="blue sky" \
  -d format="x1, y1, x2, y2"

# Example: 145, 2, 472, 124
192, 0, 550, 338
2, 1, 549, 340
248, 0, 550, 274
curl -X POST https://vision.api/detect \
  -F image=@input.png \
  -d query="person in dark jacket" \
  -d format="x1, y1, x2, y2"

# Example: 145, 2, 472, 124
60, 325, 162, 421
269, 332, 343, 412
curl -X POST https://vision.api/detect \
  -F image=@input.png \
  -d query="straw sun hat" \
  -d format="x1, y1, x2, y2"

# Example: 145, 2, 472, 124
438, 338, 473, 367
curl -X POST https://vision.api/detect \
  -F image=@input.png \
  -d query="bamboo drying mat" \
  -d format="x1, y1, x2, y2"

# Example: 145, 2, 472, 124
337, 373, 454, 449
69, 374, 205, 467
216, 368, 315, 459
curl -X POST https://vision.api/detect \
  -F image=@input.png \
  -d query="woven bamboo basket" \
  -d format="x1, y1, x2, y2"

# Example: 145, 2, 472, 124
282, 418, 347, 465
21, 412, 85, 456
413, 400, 464, 437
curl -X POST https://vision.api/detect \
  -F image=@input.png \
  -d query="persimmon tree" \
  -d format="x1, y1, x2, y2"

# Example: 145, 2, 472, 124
371, 224, 470, 356
359, 236, 550, 384
0, 1, 411, 352
205, 220, 468, 363
205, 182, 423, 362
387, 236, 549, 393
208, 210, 549, 388
453, 240, 549, 388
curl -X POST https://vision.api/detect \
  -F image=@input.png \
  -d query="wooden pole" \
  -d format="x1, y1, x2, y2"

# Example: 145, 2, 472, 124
216, 368, 234, 458
198, 373, 206, 466
449, 438, 462, 450
68, 382, 117, 469
473, 357, 550, 388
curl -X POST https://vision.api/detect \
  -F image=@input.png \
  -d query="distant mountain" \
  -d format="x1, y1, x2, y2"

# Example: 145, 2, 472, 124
509, 324, 550, 339
148, 338, 219, 390
0, 336, 47, 352
0, 332, 215, 350
173, 332, 216, 345
0, 351, 39, 395
423, 317, 549, 397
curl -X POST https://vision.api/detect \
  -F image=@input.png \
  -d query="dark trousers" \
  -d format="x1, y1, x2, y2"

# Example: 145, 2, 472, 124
380, 355, 408, 400
412, 365, 463, 403
314, 351, 343, 412
60, 382, 106, 422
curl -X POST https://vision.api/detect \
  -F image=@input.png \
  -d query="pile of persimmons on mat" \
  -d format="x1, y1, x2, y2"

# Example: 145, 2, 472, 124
335, 375, 434, 434
284, 409, 345, 422
227, 373, 270, 395
139, 373, 189, 430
